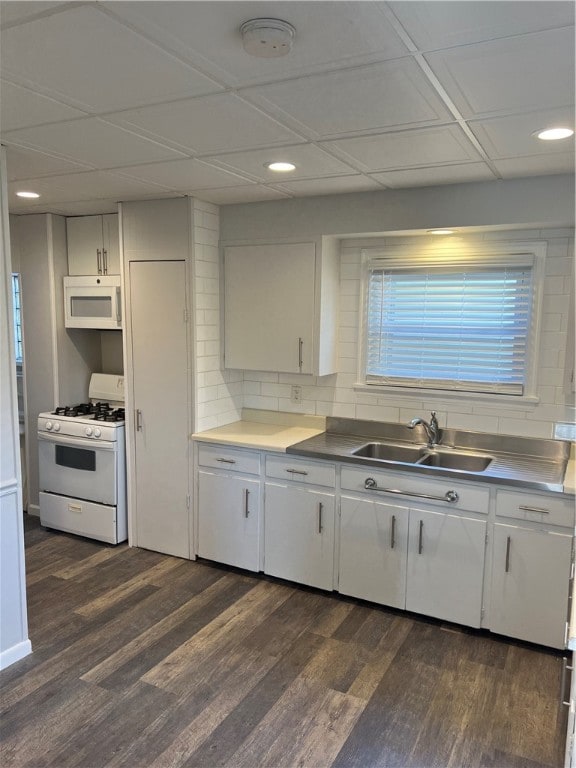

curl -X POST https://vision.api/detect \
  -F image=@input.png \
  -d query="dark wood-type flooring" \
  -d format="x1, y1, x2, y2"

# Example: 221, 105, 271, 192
0, 514, 568, 768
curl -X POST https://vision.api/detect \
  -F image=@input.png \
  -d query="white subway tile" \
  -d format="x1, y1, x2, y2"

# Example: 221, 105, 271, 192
261, 383, 292, 398
244, 394, 279, 410
333, 403, 356, 418
446, 413, 499, 432
499, 417, 552, 439
243, 371, 279, 383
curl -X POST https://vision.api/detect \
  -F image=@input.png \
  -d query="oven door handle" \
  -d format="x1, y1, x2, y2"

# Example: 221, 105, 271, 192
37, 432, 117, 451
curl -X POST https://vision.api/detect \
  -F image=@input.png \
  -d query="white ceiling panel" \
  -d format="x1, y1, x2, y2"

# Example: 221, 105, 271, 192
325, 125, 482, 172
104, 1, 409, 87
3, 118, 186, 168
389, 1, 574, 50
0, 2, 65, 28
371, 163, 496, 188
187, 185, 291, 205
272, 175, 384, 196
0, 80, 86, 132
6, 145, 91, 181
106, 93, 304, 155
493, 153, 575, 178
469, 108, 576, 159
244, 57, 452, 139
0, 5, 223, 112
205, 144, 357, 182
425, 27, 575, 119
8, 170, 174, 202
116, 158, 253, 190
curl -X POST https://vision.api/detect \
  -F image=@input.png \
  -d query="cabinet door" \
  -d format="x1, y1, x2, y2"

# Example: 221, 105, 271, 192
66, 216, 104, 275
197, 471, 260, 572
491, 523, 572, 648
130, 260, 190, 559
264, 483, 334, 590
224, 243, 315, 373
406, 507, 486, 628
102, 214, 120, 274
339, 495, 407, 609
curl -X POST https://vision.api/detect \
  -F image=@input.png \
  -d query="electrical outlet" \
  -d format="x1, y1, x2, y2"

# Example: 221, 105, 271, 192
290, 385, 302, 404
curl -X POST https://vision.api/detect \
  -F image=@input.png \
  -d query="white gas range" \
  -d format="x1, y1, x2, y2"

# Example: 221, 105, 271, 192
38, 373, 127, 544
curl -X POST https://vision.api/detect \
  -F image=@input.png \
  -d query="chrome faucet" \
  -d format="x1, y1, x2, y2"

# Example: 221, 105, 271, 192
408, 411, 440, 448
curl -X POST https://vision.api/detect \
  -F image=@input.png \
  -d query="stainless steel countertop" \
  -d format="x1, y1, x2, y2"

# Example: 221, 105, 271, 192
286, 418, 572, 494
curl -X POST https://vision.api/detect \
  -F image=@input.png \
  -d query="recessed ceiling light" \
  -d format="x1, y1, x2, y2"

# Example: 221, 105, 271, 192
16, 190, 40, 199
428, 229, 455, 235
534, 127, 574, 141
265, 161, 296, 172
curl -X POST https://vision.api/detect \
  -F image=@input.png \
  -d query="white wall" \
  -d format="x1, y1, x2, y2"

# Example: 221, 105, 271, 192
0, 147, 31, 669
240, 228, 575, 440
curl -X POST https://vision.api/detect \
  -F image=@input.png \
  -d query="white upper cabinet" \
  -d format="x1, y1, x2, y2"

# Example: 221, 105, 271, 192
67, 214, 120, 275
224, 240, 338, 375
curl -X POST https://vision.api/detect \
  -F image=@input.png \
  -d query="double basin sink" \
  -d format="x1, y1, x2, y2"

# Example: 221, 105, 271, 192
352, 442, 493, 472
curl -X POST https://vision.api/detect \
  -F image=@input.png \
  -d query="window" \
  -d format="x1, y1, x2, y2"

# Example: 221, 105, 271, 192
11, 273, 23, 363
363, 246, 543, 397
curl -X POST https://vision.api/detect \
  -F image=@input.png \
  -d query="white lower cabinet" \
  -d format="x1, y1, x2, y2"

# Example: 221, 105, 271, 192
197, 470, 261, 572
406, 506, 486, 628
264, 483, 335, 591
490, 522, 572, 649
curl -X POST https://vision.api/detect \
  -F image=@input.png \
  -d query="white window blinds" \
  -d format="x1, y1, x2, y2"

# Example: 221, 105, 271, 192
365, 257, 535, 395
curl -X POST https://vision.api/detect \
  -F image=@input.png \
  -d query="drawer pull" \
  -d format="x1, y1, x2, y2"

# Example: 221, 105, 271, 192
418, 520, 424, 555
216, 458, 236, 464
391, 515, 396, 550
286, 468, 308, 476
505, 535, 511, 573
298, 337, 303, 371
518, 505, 549, 514
364, 478, 459, 504
243, 488, 250, 518
318, 502, 323, 534
561, 656, 573, 706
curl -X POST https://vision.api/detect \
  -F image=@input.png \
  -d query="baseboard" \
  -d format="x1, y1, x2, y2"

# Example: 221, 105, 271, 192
0, 638, 32, 671
27, 504, 40, 518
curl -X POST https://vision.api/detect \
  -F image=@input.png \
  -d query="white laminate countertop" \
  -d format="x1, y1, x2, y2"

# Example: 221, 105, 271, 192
192, 420, 325, 453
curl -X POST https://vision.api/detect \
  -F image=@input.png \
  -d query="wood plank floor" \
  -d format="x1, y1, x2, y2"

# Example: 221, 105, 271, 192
0, 514, 568, 768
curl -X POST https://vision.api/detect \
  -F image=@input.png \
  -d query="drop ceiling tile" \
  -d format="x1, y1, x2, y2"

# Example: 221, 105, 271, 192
116, 158, 253, 190
371, 162, 496, 188
469, 108, 576, 159
191, 185, 291, 205
493, 153, 575, 178
244, 57, 452, 139
325, 125, 481, 172
0, 80, 87, 132
106, 93, 304, 154
425, 27, 575, 118
0, 5, 223, 112
0, 2, 64, 28
272, 175, 383, 197
6, 145, 92, 181
390, 1, 574, 51
204, 143, 357, 182
104, 1, 409, 87
3, 118, 186, 168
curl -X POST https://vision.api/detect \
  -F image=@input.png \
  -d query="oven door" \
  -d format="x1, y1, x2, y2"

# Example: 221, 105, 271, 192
38, 432, 118, 505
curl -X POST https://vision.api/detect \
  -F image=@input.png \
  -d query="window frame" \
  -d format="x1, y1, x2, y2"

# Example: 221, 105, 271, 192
357, 241, 546, 403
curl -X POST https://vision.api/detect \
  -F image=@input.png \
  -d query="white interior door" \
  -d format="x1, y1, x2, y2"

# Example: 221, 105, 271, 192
130, 260, 189, 558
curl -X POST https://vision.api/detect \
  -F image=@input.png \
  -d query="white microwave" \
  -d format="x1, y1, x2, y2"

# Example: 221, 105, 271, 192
64, 276, 122, 330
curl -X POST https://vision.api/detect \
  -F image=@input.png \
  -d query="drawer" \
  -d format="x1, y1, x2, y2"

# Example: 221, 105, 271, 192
197, 443, 261, 475
496, 489, 574, 528
265, 455, 336, 488
341, 465, 490, 515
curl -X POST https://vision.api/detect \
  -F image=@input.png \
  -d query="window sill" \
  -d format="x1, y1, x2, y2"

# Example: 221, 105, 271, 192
353, 383, 540, 409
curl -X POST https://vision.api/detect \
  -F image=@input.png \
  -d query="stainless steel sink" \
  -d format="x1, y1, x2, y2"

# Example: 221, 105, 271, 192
417, 451, 493, 472
351, 442, 426, 463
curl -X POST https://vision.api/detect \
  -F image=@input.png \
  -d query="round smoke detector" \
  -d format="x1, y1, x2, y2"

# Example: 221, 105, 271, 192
240, 18, 296, 58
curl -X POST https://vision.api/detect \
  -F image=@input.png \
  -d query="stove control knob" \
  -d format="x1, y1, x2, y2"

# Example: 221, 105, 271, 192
94, 428, 101, 438
52, 423, 60, 432
46, 421, 53, 431
85, 427, 93, 437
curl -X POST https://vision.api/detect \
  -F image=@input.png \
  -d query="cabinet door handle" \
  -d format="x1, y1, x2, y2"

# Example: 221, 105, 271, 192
103, 248, 108, 275
298, 337, 303, 371
286, 468, 308, 476
518, 505, 549, 514
418, 520, 424, 555
135, 409, 142, 431
318, 502, 323, 534
97, 249, 102, 274
561, 656, 573, 706
390, 515, 396, 550
244, 488, 250, 518
505, 535, 511, 573
216, 458, 236, 464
